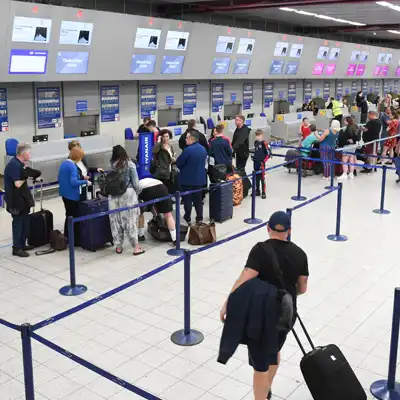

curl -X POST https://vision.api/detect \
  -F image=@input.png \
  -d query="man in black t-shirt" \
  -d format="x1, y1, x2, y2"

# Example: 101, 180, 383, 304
361, 111, 382, 173
220, 211, 309, 400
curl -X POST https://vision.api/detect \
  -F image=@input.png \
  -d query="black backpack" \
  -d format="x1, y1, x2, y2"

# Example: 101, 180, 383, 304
103, 169, 128, 197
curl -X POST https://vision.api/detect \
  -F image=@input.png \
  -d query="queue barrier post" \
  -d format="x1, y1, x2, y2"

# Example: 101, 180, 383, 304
171, 250, 204, 346
167, 191, 186, 257
327, 182, 348, 242
324, 149, 336, 190
244, 171, 263, 225
21, 323, 35, 400
291, 157, 307, 202
373, 165, 391, 215
59, 217, 88, 296
286, 207, 292, 242
371, 288, 400, 399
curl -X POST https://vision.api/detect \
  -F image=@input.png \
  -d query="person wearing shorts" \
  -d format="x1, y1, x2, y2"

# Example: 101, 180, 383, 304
361, 111, 382, 173
137, 178, 177, 245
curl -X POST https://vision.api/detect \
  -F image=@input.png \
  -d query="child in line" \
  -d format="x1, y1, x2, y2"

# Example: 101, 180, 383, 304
252, 129, 270, 199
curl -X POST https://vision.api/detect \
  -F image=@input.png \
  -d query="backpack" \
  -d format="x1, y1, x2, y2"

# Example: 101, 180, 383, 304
35, 230, 68, 256
226, 174, 244, 206
103, 169, 128, 197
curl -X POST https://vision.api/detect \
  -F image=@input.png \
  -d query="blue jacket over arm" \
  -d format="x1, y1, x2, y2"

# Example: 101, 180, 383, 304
58, 160, 87, 201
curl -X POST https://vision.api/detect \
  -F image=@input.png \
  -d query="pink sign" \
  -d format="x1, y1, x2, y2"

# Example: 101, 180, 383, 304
346, 64, 356, 76
312, 63, 324, 75
325, 64, 336, 76
380, 66, 389, 77
373, 66, 381, 76
355, 64, 366, 76
396, 67, 400, 76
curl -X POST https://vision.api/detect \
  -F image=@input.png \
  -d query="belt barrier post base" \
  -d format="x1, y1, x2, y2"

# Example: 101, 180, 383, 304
167, 192, 186, 257
59, 284, 88, 296
171, 329, 204, 347
244, 171, 263, 225
327, 234, 348, 242
373, 165, 391, 215
371, 381, 400, 400
373, 209, 391, 215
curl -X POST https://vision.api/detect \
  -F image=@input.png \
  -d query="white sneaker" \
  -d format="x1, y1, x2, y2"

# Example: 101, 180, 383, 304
348, 173, 355, 179
337, 174, 347, 181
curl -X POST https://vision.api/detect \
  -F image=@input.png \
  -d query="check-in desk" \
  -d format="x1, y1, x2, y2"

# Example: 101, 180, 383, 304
269, 111, 315, 143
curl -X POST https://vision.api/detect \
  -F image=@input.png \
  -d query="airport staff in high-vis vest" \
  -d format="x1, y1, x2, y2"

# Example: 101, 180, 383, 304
331, 97, 343, 125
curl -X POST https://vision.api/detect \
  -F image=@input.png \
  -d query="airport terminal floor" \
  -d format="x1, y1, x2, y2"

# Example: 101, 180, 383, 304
0, 152, 398, 400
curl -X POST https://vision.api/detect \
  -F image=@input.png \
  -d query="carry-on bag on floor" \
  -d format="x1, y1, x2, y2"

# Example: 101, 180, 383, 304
79, 198, 113, 251
147, 215, 188, 242
188, 222, 216, 245
28, 181, 54, 247
209, 183, 233, 223
237, 169, 251, 198
285, 149, 302, 172
226, 174, 244, 206
293, 314, 366, 400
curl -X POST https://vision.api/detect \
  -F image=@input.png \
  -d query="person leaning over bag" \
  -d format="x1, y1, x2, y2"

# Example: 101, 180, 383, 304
4, 143, 41, 258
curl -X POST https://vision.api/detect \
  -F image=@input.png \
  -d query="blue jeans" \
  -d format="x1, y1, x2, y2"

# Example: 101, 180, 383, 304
12, 213, 30, 249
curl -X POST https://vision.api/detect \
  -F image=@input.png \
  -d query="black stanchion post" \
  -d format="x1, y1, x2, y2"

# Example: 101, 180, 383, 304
21, 323, 35, 400
371, 288, 400, 399
327, 183, 348, 242
286, 207, 292, 242
171, 250, 204, 346
167, 191, 186, 257
325, 149, 335, 190
244, 171, 263, 225
373, 165, 391, 215
59, 217, 88, 296
291, 157, 307, 201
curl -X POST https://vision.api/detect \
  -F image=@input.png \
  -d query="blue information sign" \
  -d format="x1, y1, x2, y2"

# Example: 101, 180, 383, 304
375, 80, 380, 95
140, 85, 157, 119
243, 83, 253, 111
173, 126, 183, 136
76, 100, 88, 113
230, 93, 237, 102
336, 81, 343, 99
212, 83, 224, 113
288, 82, 296, 104
323, 82, 330, 100
304, 82, 312, 102
100, 86, 120, 122
36, 87, 61, 129
264, 83, 274, 108
278, 91, 284, 100
166, 96, 175, 106
362, 81, 368, 95
351, 81, 357, 95
183, 84, 197, 115
0, 89, 9, 132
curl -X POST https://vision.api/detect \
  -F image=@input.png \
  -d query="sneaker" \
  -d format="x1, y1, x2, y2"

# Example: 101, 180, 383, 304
385, 161, 393, 165
360, 169, 372, 174
396, 179, 400, 184
262, 193, 267, 199
138, 235, 146, 242
172, 240, 176, 247
12, 248, 29, 258
321, 176, 329, 180
337, 174, 347, 181
348, 172, 355, 179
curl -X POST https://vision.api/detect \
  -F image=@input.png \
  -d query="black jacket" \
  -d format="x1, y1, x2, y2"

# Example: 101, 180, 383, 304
152, 142, 176, 181
232, 125, 251, 157
218, 278, 278, 366
338, 124, 360, 148
179, 129, 208, 152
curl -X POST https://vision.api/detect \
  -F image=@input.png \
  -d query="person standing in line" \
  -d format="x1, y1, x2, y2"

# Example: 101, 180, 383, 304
4, 143, 41, 257
298, 117, 311, 144
232, 114, 251, 171
331, 97, 343, 125
360, 111, 382, 173
179, 119, 208, 152
252, 129, 270, 199
337, 116, 359, 181
360, 96, 369, 124
318, 120, 340, 179
379, 107, 392, 155
380, 112, 399, 165
356, 89, 363, 109
209, 123, 233, 168
219, 211, 309, 400
176, 130, 207, 225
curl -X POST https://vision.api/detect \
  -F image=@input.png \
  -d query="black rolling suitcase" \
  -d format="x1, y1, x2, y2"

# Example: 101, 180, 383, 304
148, 215, 188, 242
28, 181, 54, 247
293, 315, 366, 400
237, 169, 251, 198
209, 182, 233, 223
285, 149, 302, 172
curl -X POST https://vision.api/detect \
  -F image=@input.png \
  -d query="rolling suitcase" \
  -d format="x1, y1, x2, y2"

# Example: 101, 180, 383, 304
79, 198, 113, 251
209, 182, 233, 223
293, 315, 366, 400
28, 181, 54, 247
285, 149, 302, 172
237, 169, 251, 198
147, 215, 188, 242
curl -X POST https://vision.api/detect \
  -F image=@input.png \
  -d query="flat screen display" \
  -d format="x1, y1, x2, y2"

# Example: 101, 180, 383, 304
355, 64, 366, 76
212, 58, 231, 74
312, 63, 324, 75
346, 64, 356, 76
317, 46, 329, 60
59, 21, 93, 45
130, 54, 156, 74
9, 49, 48, 74
56, 51, 89, 74
325, 64, 336, 76
285, 60, 299, 75
381, 66, 389, 76
351, 50, 360, 62
377, 53, 386, 63
134, 28, 161, 49
396, 67, 400, 76
12, 16, 52, 43
161, 56, 185, 74
216, 36, 235, 53
165, 31, 189, 51
360, 51, 369, 62
237, 38, 255, 55
270, 60, 285, 75
374, 66, 381, 76
233, 59, 251, 74
329, 48, 340, 61
274, 42, 288, 57
385, 54, 393, 64
290, 44, 304, 58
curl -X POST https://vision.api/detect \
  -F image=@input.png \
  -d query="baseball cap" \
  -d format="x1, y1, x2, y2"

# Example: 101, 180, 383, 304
268, 211, 291, 233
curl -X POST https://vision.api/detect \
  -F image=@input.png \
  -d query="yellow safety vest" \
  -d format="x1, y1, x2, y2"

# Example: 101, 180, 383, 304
332, 100, 342, 117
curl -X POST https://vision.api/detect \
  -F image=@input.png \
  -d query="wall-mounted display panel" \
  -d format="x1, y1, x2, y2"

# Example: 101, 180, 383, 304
161, 56, 184, 74
270, 60, 284, 75
360, 51, 369, 62
312, 63, 324, 75
329, 48, 340, 61
290, 44, 303, 58
165, 31, 189, 51
237, 38, 255, 54
325, 64, 336, 76
356, 64, 366, 76
378, 53, 386, 63
374, 66, 381, 76
9, 49, 48, 75
317, 46, 329, 60
351, 51, 361, 62
134, 28, 161, 49
385, 54, 393, 64
216, 36, 235, 53
130, 54, 156, 74
381, 66, 389, 76
233, 59, 251, 74
12, 16, 52, 43
274, 42, 288, 57
59, 21, 93, 45
285, 60, 299, 75
56, 52, 89, 74
346, 64, 356, 76
212, 58, 230, 74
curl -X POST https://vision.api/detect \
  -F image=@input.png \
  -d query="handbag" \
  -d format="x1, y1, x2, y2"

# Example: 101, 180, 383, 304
188, 222, 217, 245
35, 230, 68, 256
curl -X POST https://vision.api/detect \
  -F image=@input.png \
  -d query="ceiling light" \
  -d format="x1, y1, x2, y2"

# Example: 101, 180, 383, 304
279, 7, 366, 26
376, 1, 400, 12
387, 29, 400, 34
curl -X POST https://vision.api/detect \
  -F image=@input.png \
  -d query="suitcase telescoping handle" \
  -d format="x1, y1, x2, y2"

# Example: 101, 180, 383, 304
291, 313, 316, 356
32, 179, 44, 212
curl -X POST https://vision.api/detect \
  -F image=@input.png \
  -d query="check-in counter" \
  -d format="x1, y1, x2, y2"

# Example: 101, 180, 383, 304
269, 111, 315, 143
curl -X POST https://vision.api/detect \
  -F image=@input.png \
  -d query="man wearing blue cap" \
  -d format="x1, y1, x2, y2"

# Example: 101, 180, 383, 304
220, 211, 309, 400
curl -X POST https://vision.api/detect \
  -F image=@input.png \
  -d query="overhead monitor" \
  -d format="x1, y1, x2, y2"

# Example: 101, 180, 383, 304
237, 38, 255, 55
274, 42, 288, 57
56, 51, 89, 74
373, 66, 381, 76
161, 56, 185, 74
355, 64, 366, 76
346, 64, 356, 76
216, 36, 235, 53
59, 21, 93, 45
12, 16, 52, 43
130, 54, 156, 74
351, 50, 360, 62
9, 49, 48, 74
317, 46, 329, 60
329, 48, 340, 61
290, 44, 304, 58
212, 58, 231, 74
360, 51, 369, 62
134, 28, 161, 49
377, 53, 386, 63
233, 58, 251, 74
385, 53, 393, 64
165, 31, 189, 51
285, 60, 299, 75
381, 66, 389, 76
325, 63, 336, 76
270, 60, 285, 75
312, 62, 324, 75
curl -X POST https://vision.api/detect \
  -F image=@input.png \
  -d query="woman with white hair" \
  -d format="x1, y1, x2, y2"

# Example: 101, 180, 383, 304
318, 120, 340, 179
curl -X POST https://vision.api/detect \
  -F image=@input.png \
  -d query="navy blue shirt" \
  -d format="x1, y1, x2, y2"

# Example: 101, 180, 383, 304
176, 142, 207, 186
209, 135, 233, 165
253, 140, 270, 163
4, 157, 24, 195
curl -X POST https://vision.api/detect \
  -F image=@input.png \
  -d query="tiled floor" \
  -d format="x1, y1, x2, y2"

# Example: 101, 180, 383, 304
0, 153, 399, 399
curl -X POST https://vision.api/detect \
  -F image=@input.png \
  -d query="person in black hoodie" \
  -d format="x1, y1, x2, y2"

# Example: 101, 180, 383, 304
179, 119, 208, 152
232, 114, 251, 171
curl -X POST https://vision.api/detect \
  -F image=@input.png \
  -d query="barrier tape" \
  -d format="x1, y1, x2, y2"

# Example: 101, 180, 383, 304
32, 256, 184, 331
0, 318, 21, 332
31, 332, 162, 400
292, 187, 338, 212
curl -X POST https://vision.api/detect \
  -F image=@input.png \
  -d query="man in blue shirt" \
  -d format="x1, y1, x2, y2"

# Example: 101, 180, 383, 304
176, 130, 207, 224
4, 143, 41, 257
209, 123, 233, 167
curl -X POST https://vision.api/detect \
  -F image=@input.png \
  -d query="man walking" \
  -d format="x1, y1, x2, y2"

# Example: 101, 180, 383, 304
232, 115, 251, 171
